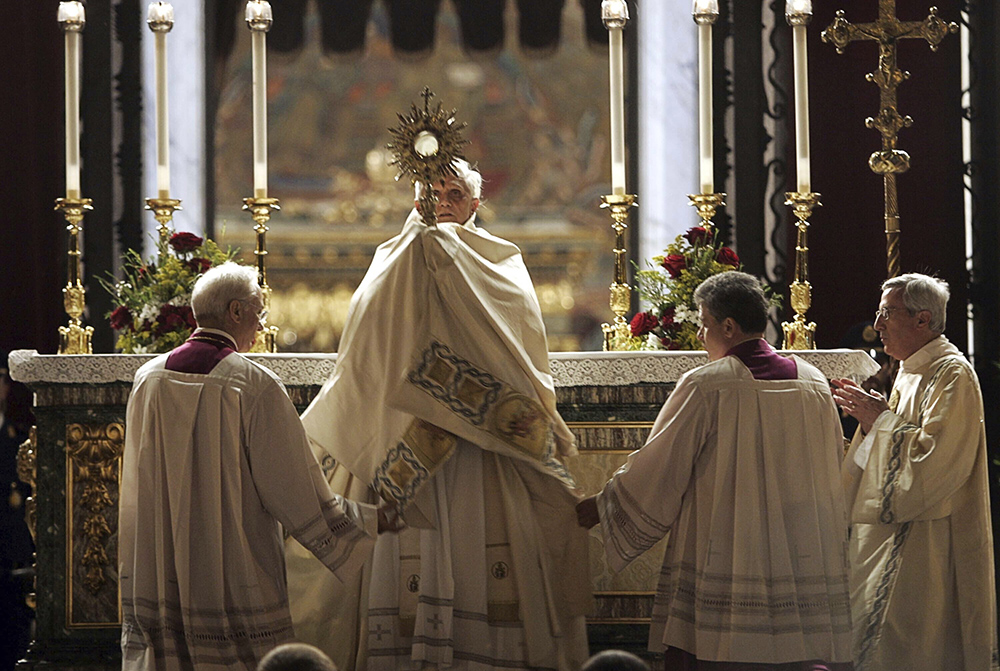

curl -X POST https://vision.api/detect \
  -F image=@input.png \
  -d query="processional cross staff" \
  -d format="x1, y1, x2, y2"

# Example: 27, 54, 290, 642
821, 1, 957, 279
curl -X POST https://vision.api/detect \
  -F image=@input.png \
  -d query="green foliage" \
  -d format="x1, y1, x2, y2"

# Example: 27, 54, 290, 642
101, 233, 238, 353
629, 225, 743, 351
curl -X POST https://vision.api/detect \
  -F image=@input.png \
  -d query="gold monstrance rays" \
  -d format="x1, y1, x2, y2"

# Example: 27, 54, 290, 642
822, 2, 957, 279
387, 87, 469, 227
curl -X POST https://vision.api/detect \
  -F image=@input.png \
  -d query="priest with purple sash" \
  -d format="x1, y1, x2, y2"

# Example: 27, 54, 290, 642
578, 271, 853, 671
119, 262, 387, 671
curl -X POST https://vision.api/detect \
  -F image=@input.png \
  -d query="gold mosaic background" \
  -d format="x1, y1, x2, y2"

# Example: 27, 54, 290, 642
214, 2, 619, 352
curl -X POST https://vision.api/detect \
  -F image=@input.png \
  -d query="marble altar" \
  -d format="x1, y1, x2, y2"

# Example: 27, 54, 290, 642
9, 349, 878, 669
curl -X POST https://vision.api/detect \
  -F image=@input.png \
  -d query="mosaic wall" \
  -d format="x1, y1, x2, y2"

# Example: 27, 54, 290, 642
214, 2, 619, 352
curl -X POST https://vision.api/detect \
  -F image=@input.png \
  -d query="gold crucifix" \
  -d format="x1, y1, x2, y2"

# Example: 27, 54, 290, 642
822, 2, 957, 279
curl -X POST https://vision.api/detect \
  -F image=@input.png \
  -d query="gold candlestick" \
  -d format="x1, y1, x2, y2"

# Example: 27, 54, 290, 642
781, 191, 821, 349
242, 196, 280, 352
145, 197, 182, 252
600, 193, 638, 351
55, 197, 94, 354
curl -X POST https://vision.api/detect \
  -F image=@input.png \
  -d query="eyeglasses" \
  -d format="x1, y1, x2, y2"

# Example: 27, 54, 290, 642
874, 306, 907, 322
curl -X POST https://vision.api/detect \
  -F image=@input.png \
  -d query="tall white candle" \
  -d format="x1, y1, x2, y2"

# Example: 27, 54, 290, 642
609, 28, 626, 195
787, 0, 813, 193
59, 2, 85, 200
698, 24, 712, 194
693, 0, 718, 195
602, 0, 629, 196
246, 1, 272, 199
148, 2, 175, 198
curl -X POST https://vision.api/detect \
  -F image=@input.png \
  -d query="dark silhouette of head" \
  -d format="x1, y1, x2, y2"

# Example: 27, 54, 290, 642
581, 649, 651, 671
256, 643, 337, 671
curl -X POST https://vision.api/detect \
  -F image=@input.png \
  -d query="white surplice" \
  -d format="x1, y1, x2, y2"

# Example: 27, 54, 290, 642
597, 355, 853, 665
843, 336, 998, 671
120, 350, 378, 671
292, 209, 591, 671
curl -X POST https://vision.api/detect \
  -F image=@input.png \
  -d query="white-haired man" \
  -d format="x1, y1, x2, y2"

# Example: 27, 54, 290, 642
291, 159, 591, 670
832, 273, 997, 670
119, 262, 394, 671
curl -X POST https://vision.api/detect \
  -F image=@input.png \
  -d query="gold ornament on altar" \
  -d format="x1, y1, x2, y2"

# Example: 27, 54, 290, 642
56, 198, 95, 355
243, 198, 281, 353
781, 191, 821, 349
16, 427, 37, 610
387, 87, 470, 227
600, 194, 638, 351
821, 1, 957, 279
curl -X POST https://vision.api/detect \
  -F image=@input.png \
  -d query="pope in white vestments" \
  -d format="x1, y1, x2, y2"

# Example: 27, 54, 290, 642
578, 272, 853, 670
833, 273, 998, 671
291, 160, 591, 671
119, 263, 380, 671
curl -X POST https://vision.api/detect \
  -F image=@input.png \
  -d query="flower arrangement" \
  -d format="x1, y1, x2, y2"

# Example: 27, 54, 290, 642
629, 225, 743, 351
103, 232, 237, 353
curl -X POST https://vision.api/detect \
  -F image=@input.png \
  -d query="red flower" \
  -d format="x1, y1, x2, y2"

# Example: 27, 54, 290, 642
661, 337, 681, 350
659, 307, 676, 330
169, 232, 204, 254
109, 306, 132, 331
661, 254, 687, 279
684, 226, 713, 245
716, 247, 740, 267
185, 258, 213, 275
630, 311, 659, 337
181, 305, 197, 329
155, 304, 194, 336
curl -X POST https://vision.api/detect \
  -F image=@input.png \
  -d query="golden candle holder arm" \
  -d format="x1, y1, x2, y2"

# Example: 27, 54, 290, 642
242, 196, 281, 353
688, 192, 726, 232
55, 197, 95, 354
781, 191, 821, 349
145, 197, 183, 252
600, 193, 638, 351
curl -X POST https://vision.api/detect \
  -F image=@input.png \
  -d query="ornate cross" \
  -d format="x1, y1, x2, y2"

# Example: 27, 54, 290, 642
822, 2, 957, 278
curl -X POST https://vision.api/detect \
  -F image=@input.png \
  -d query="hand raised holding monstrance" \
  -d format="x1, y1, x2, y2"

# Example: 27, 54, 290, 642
387, 88, 469, 227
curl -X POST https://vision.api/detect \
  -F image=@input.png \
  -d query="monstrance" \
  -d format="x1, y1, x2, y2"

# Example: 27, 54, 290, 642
387, 88, 469, 226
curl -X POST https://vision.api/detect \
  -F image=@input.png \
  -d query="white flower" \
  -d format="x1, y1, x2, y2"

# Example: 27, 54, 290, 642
139, 302, 161, 323
640, 333, 664, 351
168, 294, 190, 307
131, 345, 149, 354
674, 305, 697, 325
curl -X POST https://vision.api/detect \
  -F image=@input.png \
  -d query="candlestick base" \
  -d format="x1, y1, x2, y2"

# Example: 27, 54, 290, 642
145, 197, 183, 249
55, 197, 95, 355
781, 191, 821, 350
599, 194, 640, 351
243, 197, 281, 353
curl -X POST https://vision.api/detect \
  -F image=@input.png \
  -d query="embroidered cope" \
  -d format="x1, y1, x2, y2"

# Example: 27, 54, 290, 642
119, 338, 378, 671
843, 336, 998, 671
292, 210, 591, 670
